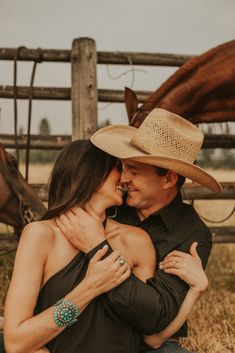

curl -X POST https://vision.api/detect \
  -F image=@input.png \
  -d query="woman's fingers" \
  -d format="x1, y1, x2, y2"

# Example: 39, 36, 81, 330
56, 211, 78, 232
89, 245, 109, 263
87, 250, 130, 294
164, 242, 199, 261
164, 250, 189, 260
117, 265, 131, 284
163, 268, 184, 276
55, 216, 67, 233
159, 255, 185, 269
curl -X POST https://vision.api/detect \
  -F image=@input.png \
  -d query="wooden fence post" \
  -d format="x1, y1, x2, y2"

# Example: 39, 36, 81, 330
71, 38, 98, 140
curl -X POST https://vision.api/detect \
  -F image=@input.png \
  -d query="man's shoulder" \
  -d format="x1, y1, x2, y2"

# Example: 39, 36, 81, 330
179, 202, 212, 238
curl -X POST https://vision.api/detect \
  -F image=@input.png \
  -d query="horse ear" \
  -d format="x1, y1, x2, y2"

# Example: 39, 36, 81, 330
124, 87, 138, 124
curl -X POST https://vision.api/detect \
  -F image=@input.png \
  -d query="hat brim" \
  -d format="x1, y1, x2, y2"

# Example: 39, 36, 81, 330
91, 125, 222, 193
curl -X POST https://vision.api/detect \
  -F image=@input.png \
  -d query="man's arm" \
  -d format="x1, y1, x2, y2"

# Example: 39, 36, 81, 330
85, 234, 211, 335
85, 240, 188, 335
56, 208, 212, 335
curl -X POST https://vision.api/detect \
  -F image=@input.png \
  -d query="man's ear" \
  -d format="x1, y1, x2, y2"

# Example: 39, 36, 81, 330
163, 171, 178, 189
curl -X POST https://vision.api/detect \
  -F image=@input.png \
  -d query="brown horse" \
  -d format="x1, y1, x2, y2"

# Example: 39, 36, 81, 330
125, 39, 235, 127
0, 143, 46, 235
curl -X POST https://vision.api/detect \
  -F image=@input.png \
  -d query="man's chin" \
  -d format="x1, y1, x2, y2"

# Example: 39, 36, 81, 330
126, 196, 138, 208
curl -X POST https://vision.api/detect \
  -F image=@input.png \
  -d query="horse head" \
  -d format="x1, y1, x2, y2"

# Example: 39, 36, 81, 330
0, 143, 46, 235
125, 40, 235, 127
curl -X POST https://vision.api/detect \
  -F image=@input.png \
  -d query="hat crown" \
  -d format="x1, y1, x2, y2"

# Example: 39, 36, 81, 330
132, 108, 204, 162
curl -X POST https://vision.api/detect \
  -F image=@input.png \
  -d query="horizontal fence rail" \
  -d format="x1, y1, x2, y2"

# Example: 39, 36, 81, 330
0, 85, 152, 103
1, 227, 234, 254
0, 47, 194, 66
31, 182, 235, 201
1, 134, 234, 149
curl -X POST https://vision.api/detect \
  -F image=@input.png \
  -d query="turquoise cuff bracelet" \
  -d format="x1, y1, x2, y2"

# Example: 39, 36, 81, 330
53, 298, 79, 327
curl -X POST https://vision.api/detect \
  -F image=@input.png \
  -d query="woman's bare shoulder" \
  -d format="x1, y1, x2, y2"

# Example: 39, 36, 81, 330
107, 219, 150, 244
19, 220, 56, 249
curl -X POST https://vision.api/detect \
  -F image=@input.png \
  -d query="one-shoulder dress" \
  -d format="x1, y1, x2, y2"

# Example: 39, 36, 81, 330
34, 251, 141, 353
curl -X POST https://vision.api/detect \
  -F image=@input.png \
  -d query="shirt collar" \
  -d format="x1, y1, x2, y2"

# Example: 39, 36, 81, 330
151, 192, 183, 233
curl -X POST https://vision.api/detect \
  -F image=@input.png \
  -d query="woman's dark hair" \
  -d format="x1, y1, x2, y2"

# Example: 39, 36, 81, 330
42, 140, 117, 220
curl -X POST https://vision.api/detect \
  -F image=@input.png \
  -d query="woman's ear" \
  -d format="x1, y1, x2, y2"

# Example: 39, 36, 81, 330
163, 170, 178, 189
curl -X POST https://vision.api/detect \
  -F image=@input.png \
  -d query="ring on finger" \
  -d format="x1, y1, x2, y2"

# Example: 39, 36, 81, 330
119, 256, 125, 267
172, 260, 177, 267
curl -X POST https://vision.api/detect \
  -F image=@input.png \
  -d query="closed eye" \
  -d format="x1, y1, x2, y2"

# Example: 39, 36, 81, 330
116, 160, 123, 173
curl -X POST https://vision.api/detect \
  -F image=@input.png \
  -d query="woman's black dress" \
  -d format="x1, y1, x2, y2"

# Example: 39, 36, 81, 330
34, 252, 141, 353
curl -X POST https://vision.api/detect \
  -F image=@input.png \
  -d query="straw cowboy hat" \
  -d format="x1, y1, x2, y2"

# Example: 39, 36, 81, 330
91, 108, 222, 193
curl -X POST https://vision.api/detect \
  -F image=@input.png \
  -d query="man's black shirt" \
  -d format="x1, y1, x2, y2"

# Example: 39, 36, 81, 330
87, 193, 212, 337
115, 193, 211, 268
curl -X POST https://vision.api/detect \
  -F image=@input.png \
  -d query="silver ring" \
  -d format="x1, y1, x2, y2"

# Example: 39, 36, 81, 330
119, 256, 125, 267
172, 260, 177, 267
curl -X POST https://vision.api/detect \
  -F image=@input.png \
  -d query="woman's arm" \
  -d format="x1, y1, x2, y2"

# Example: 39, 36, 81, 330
4, 223, 130, 353
127, 228, 156, 282
144, 242, 208, 348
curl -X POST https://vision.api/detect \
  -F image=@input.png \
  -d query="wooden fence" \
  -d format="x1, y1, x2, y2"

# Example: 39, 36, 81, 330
0, 37, 234, 247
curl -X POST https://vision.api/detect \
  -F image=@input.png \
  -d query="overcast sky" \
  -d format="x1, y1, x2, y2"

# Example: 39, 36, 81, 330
0, 0, 235, 134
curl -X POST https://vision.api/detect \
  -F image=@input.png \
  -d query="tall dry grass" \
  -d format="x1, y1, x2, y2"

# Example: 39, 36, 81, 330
182, 244, 235, 353
0, 165, 234, 352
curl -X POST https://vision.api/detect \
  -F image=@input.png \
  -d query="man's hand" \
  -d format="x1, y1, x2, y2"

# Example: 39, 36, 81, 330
56, 206, 106, 253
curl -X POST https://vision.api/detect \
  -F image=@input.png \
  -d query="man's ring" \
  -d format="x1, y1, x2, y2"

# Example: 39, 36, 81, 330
172, 260, 177, 267
119, 256, 125, 267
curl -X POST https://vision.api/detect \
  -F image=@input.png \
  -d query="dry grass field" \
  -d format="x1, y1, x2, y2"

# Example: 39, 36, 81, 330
0, 165, 234, 352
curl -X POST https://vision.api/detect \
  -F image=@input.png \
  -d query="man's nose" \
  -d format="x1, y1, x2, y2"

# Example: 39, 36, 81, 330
120, 168, 130, 184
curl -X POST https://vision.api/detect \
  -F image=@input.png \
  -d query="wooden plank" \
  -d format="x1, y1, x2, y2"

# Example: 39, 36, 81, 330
8, 182, 233, 202
71, 38, 98, 140
0, 134, 71, 149
0, 234, 17, 253
1, 227, 234, 253
181, 182, 235, 200
0, 85, 71, 100
0, 317, 3, 330
97, 51, 193, 66
210, 227, 235, 236
0, 48, 71, 62
0, 134, 234, 150
212, 235, 235, 243
201, 135, 235, 149
0, 47, 194, 66
98, 89, 151, 103
0, 85, 151, 103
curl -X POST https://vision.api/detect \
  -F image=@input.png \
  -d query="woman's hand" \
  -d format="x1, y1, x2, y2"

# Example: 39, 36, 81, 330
84, 245, 131, 295
56, 206, 106, 253
159, 242, 208, 293
143, 333, 165, 349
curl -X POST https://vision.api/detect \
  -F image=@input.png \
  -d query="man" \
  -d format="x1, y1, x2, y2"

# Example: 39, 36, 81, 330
57, 109, 221, 353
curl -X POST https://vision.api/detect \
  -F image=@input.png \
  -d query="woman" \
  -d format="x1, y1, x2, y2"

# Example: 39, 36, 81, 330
4, 140, 207, 353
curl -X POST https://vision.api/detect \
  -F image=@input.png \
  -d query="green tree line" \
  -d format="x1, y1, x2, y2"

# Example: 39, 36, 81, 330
19, 117, 59, 164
